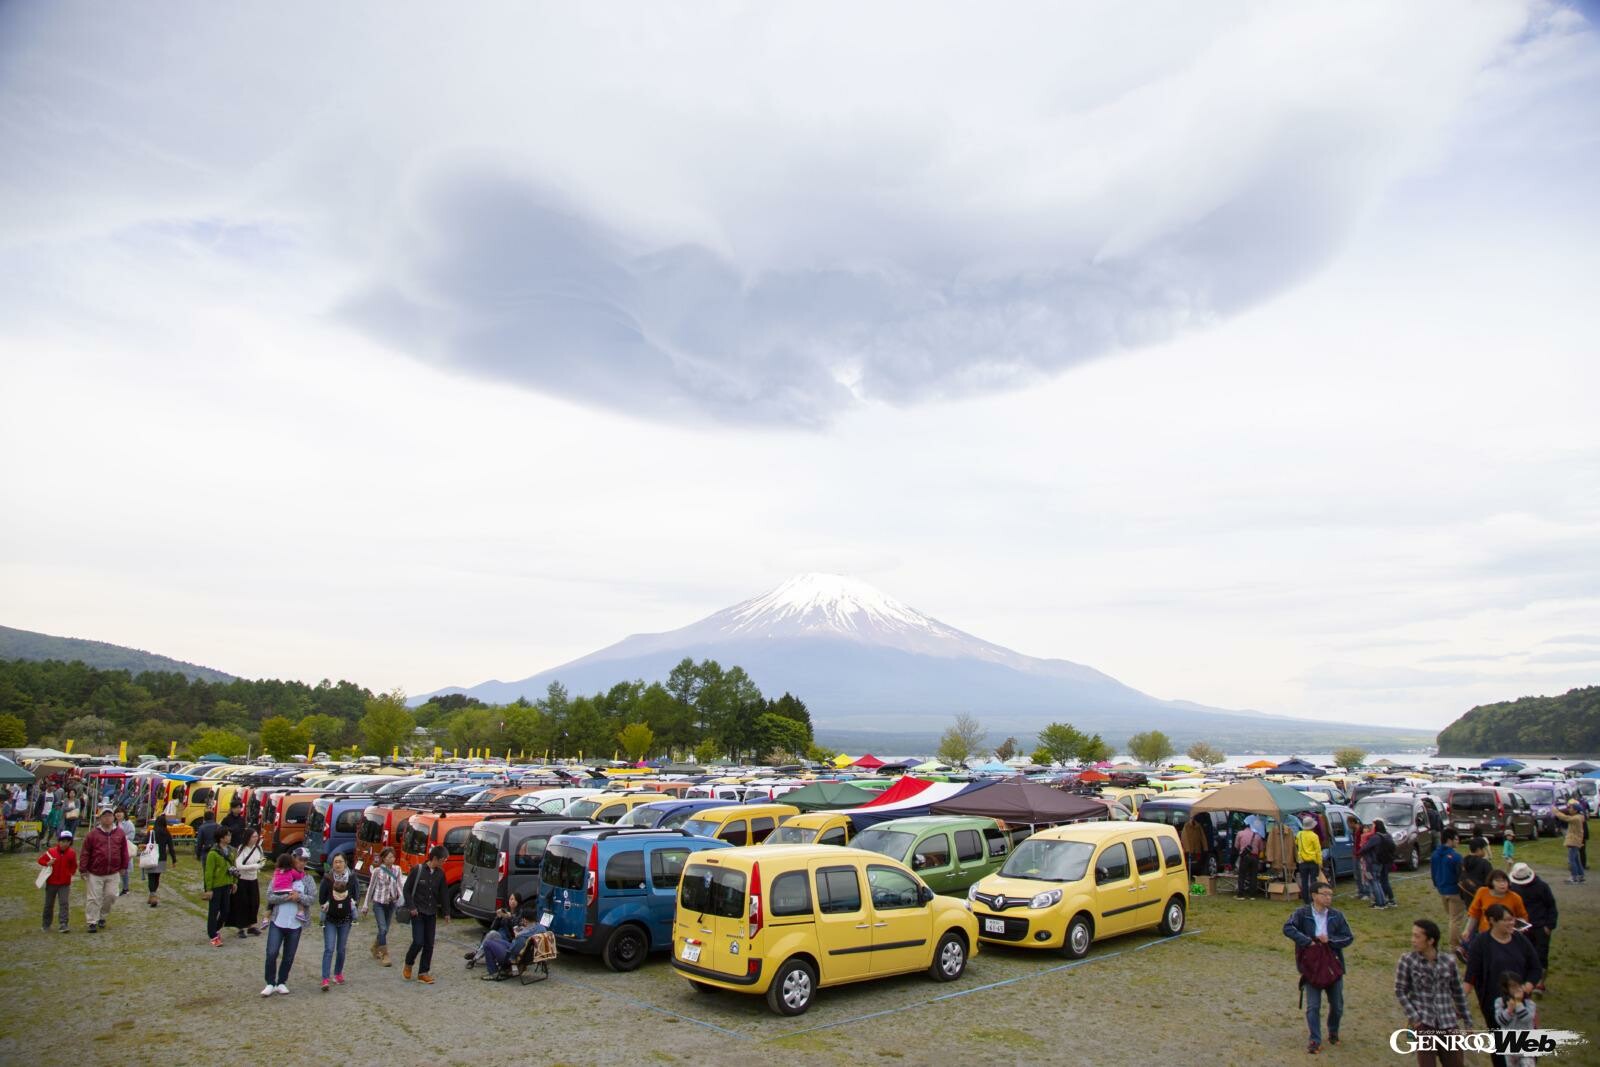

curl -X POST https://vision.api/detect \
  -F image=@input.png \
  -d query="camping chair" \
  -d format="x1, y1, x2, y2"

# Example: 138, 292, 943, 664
512, 930, 557, 985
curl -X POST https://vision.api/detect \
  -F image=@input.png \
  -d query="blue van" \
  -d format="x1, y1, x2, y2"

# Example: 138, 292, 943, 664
614, 798, 738, 829
307, 795, 379, 873
537, 827, 732, 971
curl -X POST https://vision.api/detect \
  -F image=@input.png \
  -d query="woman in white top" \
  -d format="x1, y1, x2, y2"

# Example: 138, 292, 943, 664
228, 828, 265, 938
163, 794, 181, 822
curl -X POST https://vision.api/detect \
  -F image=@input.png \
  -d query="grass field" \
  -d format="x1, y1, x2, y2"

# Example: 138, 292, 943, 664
1, 833, 1596, 1066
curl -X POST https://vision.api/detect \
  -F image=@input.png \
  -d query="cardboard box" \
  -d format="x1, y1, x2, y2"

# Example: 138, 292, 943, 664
1197, 875, 1218, 895
1266, 881, 1297, 900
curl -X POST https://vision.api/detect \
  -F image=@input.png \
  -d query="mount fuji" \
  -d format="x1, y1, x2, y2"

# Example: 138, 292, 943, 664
420, 574, 1429, 749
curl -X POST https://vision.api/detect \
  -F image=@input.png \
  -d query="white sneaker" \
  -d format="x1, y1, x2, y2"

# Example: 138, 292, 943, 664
260, 984, 275, 998
274, 984, 290, 996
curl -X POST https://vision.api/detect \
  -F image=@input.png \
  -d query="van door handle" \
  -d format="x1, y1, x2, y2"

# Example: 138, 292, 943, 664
873, 921, 888, 928
854, 923, 870, 929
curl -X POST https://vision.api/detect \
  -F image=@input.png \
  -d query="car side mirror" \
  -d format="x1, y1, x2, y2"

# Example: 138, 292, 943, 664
918, 884, 934, 906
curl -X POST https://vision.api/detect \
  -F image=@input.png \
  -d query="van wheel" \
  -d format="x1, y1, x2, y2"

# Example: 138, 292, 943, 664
1064, 914, 1093, 959
767, 957, 817, 1016
1407, 845, 1420, 871
929, 930, 967, 982
445, 886, 462, 919
1158, 896, 1186, 937
603, 925, 648, 972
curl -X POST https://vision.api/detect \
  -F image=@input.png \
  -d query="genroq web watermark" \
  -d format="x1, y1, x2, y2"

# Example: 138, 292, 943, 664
1390, 1029, 1588, 1058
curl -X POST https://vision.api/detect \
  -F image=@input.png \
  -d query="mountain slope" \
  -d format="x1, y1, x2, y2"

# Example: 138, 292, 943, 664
421, 574, 1431, 748
1435, 685, 1600, 756
0, 624, 235, 684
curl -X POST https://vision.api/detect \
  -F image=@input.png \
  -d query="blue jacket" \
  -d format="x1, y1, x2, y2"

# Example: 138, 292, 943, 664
1430, 846, 1462, 896
1283, 904, 1354, 968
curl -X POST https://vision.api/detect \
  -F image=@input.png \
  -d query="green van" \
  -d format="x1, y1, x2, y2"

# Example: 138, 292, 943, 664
850, 815, 1017, 895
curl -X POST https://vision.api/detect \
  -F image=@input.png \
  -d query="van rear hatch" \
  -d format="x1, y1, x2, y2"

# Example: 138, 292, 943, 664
677, 861, 747, 978
540, 842, 591, 939
459, 827, 504, 915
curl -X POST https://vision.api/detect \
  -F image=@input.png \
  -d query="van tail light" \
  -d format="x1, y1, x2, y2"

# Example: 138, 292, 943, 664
749, 860, 763, 940
498, 848, 508, 882
586, 845, 599, 907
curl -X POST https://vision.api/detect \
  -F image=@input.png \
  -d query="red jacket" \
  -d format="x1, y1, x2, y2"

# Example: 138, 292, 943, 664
38, 845, 78, 886
80, 824, 128, 876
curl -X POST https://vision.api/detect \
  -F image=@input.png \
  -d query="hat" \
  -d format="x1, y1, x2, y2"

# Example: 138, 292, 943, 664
58, 830, 74, 840
97, 800, 114, 812
291, 847, 310, 860
1509, 862, 1534, 886
1300, 816, 1315, 828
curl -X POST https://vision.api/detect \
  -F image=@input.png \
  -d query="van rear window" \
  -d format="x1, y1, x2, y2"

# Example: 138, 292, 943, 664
464, 831, 500, 870
541, 844, 589, 891
679, 865, 746, 918
402, 826, 430, 856
1451, 791, 1494, 811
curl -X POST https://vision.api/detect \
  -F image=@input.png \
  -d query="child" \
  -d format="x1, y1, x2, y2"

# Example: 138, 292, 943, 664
1502, 829, 1516, 864
1494, 971, 1537, 1067
269, 861, 309, 925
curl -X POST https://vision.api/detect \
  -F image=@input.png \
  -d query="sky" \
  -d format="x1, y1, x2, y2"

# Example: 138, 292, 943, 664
2, 2, 1597, 732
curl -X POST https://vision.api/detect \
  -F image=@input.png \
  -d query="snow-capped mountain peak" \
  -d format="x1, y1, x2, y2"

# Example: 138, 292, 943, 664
723, 573, 937, 638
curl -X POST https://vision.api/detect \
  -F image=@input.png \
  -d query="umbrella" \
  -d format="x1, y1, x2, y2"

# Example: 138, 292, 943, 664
0, 755, 35, 785
1189, 779, 1318, 818
30, 759, 75, 775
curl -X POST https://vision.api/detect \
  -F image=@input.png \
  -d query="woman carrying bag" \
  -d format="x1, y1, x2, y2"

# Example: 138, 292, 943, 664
141, 814, 177, 907
202, 826, 238, 947
361, 846, 403, 967
229, 828, 265, 938
319, 853, 356, 991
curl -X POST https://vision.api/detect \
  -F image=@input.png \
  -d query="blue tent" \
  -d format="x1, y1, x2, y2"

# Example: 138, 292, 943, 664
1272, 758, 1321, 776
1583, 770, 1600, 780
1480, 757, 1526, 769
968, 762, 1015, 775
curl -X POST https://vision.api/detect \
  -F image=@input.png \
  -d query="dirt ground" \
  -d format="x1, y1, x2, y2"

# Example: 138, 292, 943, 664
1, 835, 1596, 1067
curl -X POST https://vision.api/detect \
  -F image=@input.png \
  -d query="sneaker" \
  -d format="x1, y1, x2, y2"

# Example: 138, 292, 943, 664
320, 980, 330, 992
260, 984, 275, 998
59, 927, 69, 934
209, 936, 223, 947
88, 924, 99, 934
334, 974, 345, 985
275, 984, 290, 996
41, 926, 50, 933
1307, 1039, 1320, 1055
247, 926, 260, 937
237, 930, 248, 939
464, 950, 477, 960
1328, 1035, 1340, 1046
418, 974, 434, 985
402, 965, 413, 980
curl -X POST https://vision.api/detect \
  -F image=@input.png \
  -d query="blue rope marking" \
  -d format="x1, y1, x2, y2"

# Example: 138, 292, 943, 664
770, 928, 1202, 1040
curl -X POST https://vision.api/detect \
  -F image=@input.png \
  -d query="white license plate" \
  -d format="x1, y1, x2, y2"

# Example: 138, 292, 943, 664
461, 888, 473, 902
984, 918, 1006, 934
354, 860, 363, 870
682, 942, 702, 963
540, 912, 553, 927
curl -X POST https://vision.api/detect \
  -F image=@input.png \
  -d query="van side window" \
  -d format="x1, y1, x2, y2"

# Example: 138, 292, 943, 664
912, 834, 951, 871
1095, 843, 1130, 885
750, 817, 777, 843
335, 810, 363, 834
604, 850, 646, 890
719, 821, 749, 847
983, 827, 1010, 857
955, 829, 983, 863
1160, 836, 1183, 869
815, 866, 862, 914
596, 804, 624, 824
818, 826, 847, 846
1132, 837, 1159, 876
650, 848, 690, 888
444, 827, 472, 856
770, 871, 812, 916
514, 836, 547, 871
866, 865, 921, 910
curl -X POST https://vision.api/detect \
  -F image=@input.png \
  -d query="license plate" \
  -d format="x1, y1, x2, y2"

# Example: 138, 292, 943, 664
354, 860, 363, 870
984, 918, 1006, 934
540, 912, 553, 927
682, 942, 701, 963
461, 888, 472, 902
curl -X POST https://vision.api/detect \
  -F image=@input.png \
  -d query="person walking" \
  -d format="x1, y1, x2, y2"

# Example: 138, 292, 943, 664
62, 790, 81, 837
1430, 830, 1464, 937
262, 849, 316, 996
361, 846, 403, 966
203, 826, 238, 946
1295, 816, 1323, 905
402, 844, 449, 984
1463, 870, 1528, 949
1463, 903, 1542, 1067
37, 831, 78, 933
193, 810, 221, 866
144, 814, 177, 907
1508, 863, 1557, 993
1553, 801, 1585, 884
1457, 838, 1493, 942
1283, 881, 1353, 1054
162, 790, 181, 823
1234, 821, 1264, 899
229, 828, 264, 937
1393, 918, 1472, 1067
115, 808, 136, 896
80, 804, 128, 933
319, 854, 357, 991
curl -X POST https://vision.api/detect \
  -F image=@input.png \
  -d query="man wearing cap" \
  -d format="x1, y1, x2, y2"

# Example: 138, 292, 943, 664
37, 831, 78, 932
80, 804, 129, 933
1295, 816, 1324, 905
1553, 801, 1585, 884
1509, 862, 1558, 992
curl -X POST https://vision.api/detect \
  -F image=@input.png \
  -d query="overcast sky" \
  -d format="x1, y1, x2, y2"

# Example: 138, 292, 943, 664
2, 2, 1597, 731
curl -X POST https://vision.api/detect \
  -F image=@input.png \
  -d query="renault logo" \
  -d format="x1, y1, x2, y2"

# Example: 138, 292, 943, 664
994, 895, 1005, 908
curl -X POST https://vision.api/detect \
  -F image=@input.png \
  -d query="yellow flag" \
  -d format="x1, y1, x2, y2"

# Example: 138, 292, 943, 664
392, 745, 399, 758
433, 746, 442, 760
452, 748, 458, 759
307, 744, 315, 761
65, 739, 75, 754
505, 748, 511, 762
168, 740, 177, 758
118, 741, 128, 763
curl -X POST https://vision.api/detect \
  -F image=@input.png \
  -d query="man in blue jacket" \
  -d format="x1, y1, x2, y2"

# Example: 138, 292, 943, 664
1430, 829, 1464, 944
1283, 881, 1355, 1055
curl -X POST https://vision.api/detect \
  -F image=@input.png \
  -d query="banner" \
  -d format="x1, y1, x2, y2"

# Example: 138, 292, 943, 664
307, 744, 316, 761
392, 746, 399, 758
118, 741, 128, 763
433, 746, 442, 760
64, 739, 75, 754
451, 748, 457, 759
169, 741, 177, 759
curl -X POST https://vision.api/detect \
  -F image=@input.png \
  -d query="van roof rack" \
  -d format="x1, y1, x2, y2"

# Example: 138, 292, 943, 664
567, 827, 697, 841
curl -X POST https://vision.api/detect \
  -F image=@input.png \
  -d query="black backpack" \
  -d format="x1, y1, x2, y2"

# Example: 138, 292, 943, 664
1375, 832, 1396, 866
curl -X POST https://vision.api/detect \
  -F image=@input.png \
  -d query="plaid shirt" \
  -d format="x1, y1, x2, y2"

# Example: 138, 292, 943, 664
1394, 950, 1470, 1030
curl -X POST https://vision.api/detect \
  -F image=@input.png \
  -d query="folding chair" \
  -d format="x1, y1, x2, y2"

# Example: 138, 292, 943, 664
514, 930, 557, 985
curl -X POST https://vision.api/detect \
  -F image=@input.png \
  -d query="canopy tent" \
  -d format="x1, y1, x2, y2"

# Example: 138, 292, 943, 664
1565, 761, 1597, 773
864, 775, 936, 807
0, 755, 35, 785
779, 780, 881, 812
1242, 759, 1278, 770
968, 762, 1015, 775
841, 779, 996, 830
6, 747, 71, 761
645, 757, 671, 768
1372, 758, 1397, 767
850, 754, 885, 770
1189, 779, 1317, 818
1583, 769, 1600, 780
1163, 763, 1197, 773
911, 760, 948, 773
832, 753, 856, 768
1073, 769, 1110, 783
930, 780, 1108, 825
1271, 758, 1322, 776
1480, 757, 1525, 769
197, 754, 230, 762
30, 759, 75, 775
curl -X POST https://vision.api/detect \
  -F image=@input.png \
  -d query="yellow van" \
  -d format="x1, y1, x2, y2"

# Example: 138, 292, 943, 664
968, 821, 1188, 958
671, 845, 978, 1014
763, 811, 852, 846
562, 792, 671, 824
680, 803, 799, 846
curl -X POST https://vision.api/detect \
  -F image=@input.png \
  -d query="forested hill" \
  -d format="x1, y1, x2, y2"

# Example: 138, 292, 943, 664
0, 625, 234, 684
1434, 685, 1600, 756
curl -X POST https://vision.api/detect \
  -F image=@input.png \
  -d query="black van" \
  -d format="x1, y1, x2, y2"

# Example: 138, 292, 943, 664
456, 816, 597, 924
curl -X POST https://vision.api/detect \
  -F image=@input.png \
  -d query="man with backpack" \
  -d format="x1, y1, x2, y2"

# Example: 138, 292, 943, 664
1283, 881, 1354, 1055
1431, 829, 1464, 937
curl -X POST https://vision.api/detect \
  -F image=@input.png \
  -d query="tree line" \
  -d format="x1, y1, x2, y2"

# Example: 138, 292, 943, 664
1434, 685, 1600, 757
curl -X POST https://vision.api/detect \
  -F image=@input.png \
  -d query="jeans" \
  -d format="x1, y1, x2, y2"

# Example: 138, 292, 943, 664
206, 884, 233, 939
1377, 867, 1395, 906
1355, 860, 1369, 898
1568, 846, 1584, 881
42, 883, 70, 928
481, 931, 512, 975
120, 866, 129, 894
265, 923, 302, 986
405, 913, 437, 973
1297, 862, 1320, 904
322, 919, 351, 979
1304, 976, 1343, 1044
371, 902, 393, 947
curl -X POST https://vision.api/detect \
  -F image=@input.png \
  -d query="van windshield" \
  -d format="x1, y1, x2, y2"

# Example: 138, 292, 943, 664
658, 808, 704, 829
1000, 839, 1095, 883
679, 865, 746, 918
623, 806, 667, 828
852, 828, 915, 862
1354, 800, 1414, 827
681, 818, 720, 839
767, 825, 818, 845
540, 844, 589, 891
1513, 785, 1554, 804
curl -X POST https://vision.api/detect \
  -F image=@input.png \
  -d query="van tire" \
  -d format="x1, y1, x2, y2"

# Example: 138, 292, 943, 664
602, 925, 648, 972
1158, 895, 1186, 937
1064, 914, 1094, 959
445, 886, 462, 919
767, 957, 817, 1016
929, 930, 967, 982
1407, 845, 1420, 871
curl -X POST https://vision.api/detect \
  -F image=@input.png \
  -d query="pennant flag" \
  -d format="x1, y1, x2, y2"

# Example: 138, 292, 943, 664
65, 739, 75, 754
392, 745, 399, 758
307, 744, 316, 761
169, 741, 178, 758
433, 746, 442, 760
118, 741, 128, 762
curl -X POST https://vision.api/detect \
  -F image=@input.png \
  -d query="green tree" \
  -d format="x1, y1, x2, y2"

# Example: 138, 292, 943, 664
993, 736, 1019, 762
1127, 730, 1175, 767
1186, 741, 1226, 767
1032, 722, 1087, 766
805, 742, 837, 763
1077, 734, 1113, 765
618, 722, 655, 762
936, 712, 987, 764
0, 712, 26, 747
190, 727, 247, 758
298, 713, 348, 750
259, 715, 309, 760
1332, 746, 1367, 770
62, 714, 115, 747
755, 714, 809, 763
359, 689, 416, 757
693, 738, 723, 765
